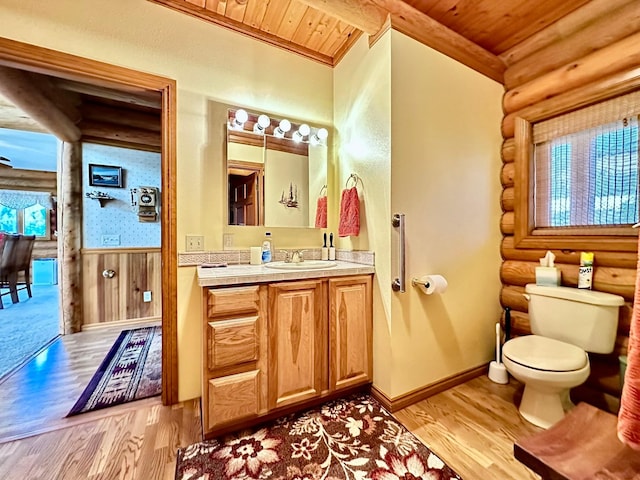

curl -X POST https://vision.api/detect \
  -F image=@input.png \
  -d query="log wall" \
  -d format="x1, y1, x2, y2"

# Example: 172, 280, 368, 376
499, 1, 640, 402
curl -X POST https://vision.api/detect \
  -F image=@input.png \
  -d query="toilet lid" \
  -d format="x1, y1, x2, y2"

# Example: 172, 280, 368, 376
502, 335, 587, 372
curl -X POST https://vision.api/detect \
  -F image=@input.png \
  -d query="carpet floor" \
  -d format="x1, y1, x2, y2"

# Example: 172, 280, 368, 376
176, 393, 462, 480
67, 326, 162, 416
0, 284, 59, 382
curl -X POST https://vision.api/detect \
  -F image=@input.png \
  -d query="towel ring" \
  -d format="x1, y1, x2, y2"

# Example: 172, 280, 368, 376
345, 173, 359, 189
319, 184, 327, 196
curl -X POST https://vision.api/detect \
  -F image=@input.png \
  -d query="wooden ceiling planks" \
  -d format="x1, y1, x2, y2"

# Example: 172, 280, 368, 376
405, 0, 592, 55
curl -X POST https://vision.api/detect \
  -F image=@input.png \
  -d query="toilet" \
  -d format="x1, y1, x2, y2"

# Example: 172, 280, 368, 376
502, 284, 624, 429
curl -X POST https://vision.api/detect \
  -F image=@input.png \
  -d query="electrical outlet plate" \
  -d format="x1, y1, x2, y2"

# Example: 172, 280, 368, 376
186, 235, 204, 252
101, 234, 121, 246
143, 291, 152, 302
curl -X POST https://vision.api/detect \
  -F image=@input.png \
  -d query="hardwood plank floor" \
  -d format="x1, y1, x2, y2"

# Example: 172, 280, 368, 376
396, 375, 543, 479
0, 322, 159, 442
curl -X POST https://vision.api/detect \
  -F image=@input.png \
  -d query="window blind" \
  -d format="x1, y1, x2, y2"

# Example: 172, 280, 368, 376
532, 91, 640, 229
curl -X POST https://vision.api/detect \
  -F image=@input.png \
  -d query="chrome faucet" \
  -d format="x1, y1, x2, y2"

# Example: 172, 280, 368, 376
281, 249, 306, 263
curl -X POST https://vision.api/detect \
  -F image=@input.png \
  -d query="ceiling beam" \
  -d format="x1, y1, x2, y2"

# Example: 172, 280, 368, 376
0, 66, 81, 141
303, 0, 505, 82
297, 0, 388, 36
374, 0, 505, 83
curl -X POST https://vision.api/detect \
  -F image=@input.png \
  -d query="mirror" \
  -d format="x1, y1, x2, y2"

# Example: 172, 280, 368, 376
226, 109, 328, 228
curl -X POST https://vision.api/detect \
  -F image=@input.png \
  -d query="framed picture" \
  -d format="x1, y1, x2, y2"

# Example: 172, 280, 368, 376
88, 164, 123, 188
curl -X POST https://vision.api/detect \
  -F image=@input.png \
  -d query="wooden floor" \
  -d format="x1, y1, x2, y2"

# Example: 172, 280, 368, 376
0, 335, 544, 480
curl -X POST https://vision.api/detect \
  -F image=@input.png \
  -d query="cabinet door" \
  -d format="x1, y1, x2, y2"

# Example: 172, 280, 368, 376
207, 370, 260, 430
329, 275, 373, 391
268, 280, 325, 409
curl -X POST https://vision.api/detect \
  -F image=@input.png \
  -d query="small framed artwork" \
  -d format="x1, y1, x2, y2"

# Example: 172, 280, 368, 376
88, 164, 123, 188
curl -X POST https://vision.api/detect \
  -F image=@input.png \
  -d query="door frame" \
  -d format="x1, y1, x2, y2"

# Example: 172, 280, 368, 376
0, 37, 179, 405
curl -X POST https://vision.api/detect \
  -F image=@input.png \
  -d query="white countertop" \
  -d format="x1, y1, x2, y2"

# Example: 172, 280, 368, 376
197, 260, 375, 287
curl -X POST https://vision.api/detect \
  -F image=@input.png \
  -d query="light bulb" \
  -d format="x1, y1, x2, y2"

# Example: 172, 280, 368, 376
274, 119, 291, 138
233, 109, 248, 129
293, 123, 310, 142
311, 127, 329, 145
253, 114, 270, 134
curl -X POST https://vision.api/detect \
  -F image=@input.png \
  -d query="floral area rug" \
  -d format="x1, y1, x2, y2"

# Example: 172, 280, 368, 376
67, 326, 162, 416
176, 393, 462, 480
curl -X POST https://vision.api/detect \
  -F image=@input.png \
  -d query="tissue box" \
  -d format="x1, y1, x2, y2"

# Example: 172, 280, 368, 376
536, 267, 561, 286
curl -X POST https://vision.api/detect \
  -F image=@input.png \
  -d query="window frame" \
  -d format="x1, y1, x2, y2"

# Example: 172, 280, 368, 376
514, 91, 640, 253
0, 202, 51, 239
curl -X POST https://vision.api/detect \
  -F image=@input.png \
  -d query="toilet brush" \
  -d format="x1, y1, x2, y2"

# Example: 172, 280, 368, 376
488, 322, 509, 384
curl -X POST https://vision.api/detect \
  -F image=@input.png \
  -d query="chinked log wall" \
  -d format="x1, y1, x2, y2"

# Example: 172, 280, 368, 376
499, 0, 640, 400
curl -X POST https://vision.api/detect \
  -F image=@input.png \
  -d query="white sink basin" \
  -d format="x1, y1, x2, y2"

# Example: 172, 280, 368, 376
265, 260, 337, 270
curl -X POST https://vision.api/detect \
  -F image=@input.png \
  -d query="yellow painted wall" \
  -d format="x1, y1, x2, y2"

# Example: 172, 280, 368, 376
334, 31, 503, 399
389, 31, 504, 397
0, 0, 333, 400
333, 34, 394, 394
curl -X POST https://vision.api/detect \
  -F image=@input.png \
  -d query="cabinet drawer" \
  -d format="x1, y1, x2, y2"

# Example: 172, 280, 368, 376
207, 317, 258, 370
208, 370, 259, 429
207, 286, 260, 318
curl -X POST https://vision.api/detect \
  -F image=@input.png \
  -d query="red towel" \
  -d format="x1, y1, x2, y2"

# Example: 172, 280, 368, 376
338, 187, 359, 237
315, 196, 327, 228
618, 234, 640, 450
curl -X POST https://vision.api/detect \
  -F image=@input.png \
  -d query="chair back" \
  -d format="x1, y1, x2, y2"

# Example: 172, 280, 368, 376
14, 235, 36, 271
0, 234, 20, 272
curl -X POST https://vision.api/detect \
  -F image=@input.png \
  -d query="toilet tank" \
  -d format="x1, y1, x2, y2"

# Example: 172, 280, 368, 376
525, 284, 624, 354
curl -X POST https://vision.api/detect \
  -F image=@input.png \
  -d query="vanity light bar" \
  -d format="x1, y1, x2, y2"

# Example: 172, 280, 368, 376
227, 108, 328, 145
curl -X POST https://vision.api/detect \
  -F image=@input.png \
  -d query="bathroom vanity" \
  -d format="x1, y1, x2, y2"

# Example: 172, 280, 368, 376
197, 261, 374, 438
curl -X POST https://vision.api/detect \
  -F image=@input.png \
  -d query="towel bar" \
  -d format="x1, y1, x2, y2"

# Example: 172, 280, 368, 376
392, 213, 405, 293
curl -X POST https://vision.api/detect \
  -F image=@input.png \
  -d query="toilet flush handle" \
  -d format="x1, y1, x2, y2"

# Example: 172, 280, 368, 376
523, 293, 531, 302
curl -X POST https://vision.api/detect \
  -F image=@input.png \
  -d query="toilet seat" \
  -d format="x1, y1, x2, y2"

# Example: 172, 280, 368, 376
503, 335, 587, 372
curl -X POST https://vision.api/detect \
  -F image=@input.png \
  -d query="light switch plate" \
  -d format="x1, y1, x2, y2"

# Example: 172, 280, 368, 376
186, 235, 204, 252
223, 233, 234, 250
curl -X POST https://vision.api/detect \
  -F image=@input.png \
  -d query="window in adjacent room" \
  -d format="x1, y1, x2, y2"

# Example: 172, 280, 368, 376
0, 190, 51, 238
515, 90, 640, 251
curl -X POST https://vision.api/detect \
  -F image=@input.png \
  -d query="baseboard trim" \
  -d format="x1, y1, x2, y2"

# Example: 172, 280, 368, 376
371, 364, 489, 412
81, 317, 161, 331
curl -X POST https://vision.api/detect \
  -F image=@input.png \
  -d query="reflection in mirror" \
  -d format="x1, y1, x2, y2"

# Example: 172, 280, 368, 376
226, 109, 328, 228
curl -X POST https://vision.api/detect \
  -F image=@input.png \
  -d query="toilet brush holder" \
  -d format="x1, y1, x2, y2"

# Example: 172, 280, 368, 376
489, 360, 509, 384
488, 322, 509, 384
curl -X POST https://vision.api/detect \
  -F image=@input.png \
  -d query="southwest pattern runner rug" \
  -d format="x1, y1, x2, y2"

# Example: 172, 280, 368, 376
67, 326, 162, 416
176, 393, 462, 480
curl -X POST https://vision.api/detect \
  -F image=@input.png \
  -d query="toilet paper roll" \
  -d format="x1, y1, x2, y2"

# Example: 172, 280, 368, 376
250, 246, 262, 265
413, 274, 448, 295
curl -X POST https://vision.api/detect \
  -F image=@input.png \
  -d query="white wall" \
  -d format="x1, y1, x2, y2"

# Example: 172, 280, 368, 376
82, 143, 161, 248
264, 150, 309, 227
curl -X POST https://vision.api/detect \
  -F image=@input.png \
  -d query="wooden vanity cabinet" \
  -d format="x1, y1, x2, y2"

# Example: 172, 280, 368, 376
202, 274, 372, 437
268, 280, 327, 410
202, 285, 268, 435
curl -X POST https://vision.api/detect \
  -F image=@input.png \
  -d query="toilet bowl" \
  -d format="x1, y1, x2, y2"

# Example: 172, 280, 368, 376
501, 284, 624, 429
502, 335, 590, 428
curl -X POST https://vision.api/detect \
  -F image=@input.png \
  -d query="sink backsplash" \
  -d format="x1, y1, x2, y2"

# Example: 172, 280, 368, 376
178, 248, 374, 267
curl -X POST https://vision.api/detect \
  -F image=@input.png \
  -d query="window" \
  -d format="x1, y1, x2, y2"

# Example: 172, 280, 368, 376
515, 90, 640, 251
0, 190, 52, 238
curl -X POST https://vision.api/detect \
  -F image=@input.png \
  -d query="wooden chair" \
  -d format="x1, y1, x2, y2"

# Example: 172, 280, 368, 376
12, 234, 36, 300
514, 402, 640, 479
0, 234, 21, 307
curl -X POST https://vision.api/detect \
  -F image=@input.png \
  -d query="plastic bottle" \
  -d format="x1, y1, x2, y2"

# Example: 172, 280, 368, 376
261, 232, 272, 263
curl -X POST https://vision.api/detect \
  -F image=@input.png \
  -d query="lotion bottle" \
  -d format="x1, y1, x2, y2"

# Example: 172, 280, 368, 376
261, 232, 272, 263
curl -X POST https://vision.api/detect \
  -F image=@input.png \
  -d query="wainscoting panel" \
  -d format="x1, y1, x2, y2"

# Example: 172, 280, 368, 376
82, 248, 161, 326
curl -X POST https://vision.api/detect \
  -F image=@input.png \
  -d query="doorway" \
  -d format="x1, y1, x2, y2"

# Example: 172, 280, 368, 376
0, 38, 178, 412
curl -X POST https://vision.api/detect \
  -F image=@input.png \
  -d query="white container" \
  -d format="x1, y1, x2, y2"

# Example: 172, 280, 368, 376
32, 258, 58, 285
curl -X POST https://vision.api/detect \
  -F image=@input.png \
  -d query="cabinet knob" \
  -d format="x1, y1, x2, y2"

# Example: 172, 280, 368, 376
102, 269, 116, 278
